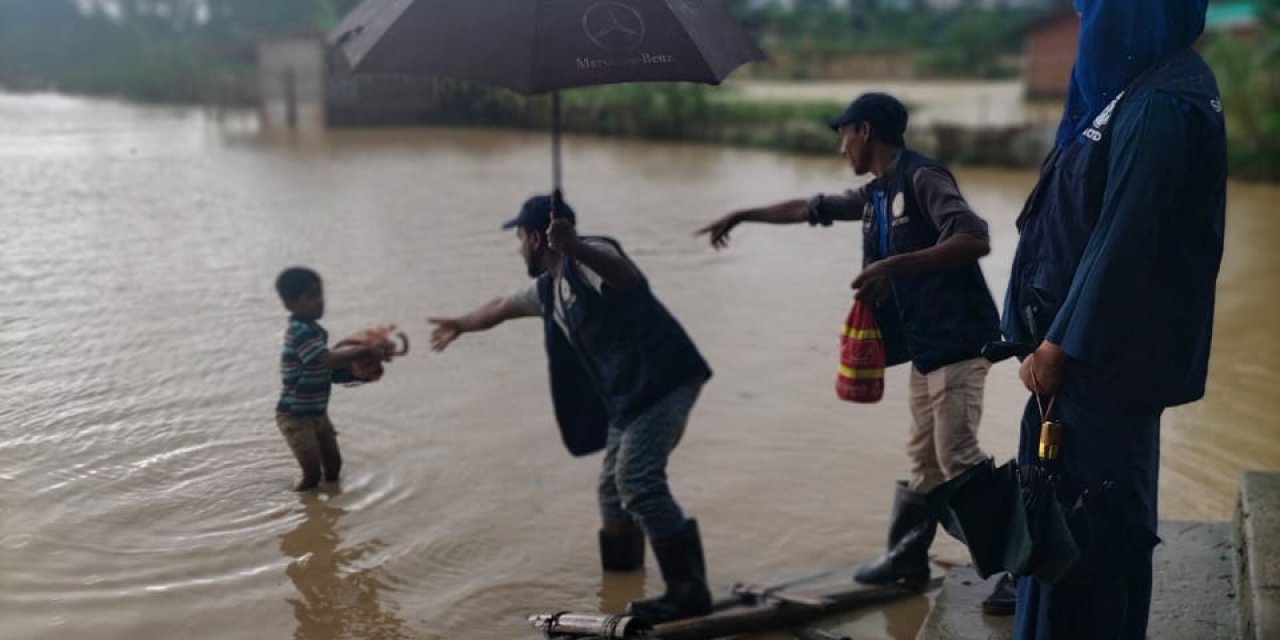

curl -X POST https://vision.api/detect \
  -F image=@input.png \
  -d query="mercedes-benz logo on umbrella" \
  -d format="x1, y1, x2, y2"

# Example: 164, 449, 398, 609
582, 2, 646, 52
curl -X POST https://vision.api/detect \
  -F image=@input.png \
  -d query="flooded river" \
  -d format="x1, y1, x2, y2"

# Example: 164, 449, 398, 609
1, 93, 1276, 639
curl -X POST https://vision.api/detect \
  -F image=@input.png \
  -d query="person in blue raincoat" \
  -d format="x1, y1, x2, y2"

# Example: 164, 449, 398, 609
1003, 1, 1227, 637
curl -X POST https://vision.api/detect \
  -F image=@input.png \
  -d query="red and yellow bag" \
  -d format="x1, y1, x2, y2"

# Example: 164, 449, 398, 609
836, 300, 885, 403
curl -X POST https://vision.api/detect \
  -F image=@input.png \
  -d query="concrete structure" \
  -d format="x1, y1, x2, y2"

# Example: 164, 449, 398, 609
1238, 472, 1280, 640
921, 471, 1280, 640
1022, 10, 1078, 100
257, 34, 327, 132
746, 50, 916, 81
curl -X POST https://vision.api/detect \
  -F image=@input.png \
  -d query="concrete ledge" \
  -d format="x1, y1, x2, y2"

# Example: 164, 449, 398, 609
1238, 472, 1280, 640
920, 521, 1238, 639
919, 568, 1011, 640
1150, 521, 1239, 639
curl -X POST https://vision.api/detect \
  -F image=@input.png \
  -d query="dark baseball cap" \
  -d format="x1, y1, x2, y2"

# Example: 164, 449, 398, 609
828, 92, 908, 146
501, 193, 577, 231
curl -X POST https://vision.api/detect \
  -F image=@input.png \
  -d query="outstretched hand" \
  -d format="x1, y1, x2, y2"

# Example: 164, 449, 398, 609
427, 317, 462, 352
696, 213, 741, 250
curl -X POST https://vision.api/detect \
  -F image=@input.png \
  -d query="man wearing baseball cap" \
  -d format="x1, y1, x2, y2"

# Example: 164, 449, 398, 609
698, 92, 1006, 606
429, 193, 715, 624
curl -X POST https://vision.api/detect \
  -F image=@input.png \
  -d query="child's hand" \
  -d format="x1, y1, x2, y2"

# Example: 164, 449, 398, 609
372, 339, 395, 361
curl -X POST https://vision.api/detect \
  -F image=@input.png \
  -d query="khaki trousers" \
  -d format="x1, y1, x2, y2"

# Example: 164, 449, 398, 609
905, 357, 991, 492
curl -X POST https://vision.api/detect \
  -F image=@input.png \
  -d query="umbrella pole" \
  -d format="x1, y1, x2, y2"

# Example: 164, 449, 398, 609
551, 90, 563, 214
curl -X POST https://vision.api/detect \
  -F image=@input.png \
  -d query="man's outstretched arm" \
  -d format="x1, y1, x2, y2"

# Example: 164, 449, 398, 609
428, 293, 539, 351
697, 193, 865, 249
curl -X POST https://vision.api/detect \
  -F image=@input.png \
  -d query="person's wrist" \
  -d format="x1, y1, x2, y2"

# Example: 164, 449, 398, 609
1038, 341, 1066, 366
878, 255, 901, 277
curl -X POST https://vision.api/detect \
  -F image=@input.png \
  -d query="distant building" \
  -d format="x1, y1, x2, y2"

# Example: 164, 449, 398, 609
1022, 9, 1078, 100
257, 34, 327, 132
1205, 1, 1263, 39
1022, 2, 1265, 99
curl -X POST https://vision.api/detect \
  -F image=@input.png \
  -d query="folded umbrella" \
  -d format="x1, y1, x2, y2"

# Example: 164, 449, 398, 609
928, 396, 1081, 583
927, 457, 1026, 579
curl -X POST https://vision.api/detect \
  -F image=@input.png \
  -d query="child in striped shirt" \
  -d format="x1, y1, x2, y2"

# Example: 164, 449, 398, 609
275, 267, 384, 491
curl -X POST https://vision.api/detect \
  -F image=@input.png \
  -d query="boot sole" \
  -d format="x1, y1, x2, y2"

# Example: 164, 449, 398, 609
852, 572, 931, 590
981, 602, 1015, 616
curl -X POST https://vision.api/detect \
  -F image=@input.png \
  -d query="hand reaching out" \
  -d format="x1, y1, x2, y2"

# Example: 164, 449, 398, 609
696, 213, 742, 250
427, 317, 462, 352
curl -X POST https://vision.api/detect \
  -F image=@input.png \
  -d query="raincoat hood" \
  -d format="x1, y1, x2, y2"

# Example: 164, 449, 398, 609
1055, 0, 1208, 147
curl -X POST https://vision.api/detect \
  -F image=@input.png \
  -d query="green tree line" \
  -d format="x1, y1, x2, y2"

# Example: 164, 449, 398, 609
1, 0, 1276, 179
1204, 0, 1280, 180
0, 0, 360, 101
728, 0, 1064, 79
0, 0, 1054, 101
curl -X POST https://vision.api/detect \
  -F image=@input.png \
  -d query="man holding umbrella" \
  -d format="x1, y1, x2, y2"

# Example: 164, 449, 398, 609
698, 93, 1004, 599
333, 0, 765, 625
428, 194, 714, 624
1001, 1, 1227, 637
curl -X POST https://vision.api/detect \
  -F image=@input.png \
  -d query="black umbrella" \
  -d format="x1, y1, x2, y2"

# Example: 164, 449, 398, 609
927, 438, 1079, 583
927, 354, 1082, 584
329, 0, 765, 201
927, 457, 1026, 579
1016, 406, 1080, 584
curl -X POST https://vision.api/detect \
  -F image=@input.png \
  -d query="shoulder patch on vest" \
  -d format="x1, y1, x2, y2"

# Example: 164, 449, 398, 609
557, 275, 576, 307
1082, 91, 1126, 143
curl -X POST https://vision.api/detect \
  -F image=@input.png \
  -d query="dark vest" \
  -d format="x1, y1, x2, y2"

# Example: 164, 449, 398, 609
862, 150, 1002, 374
538, 237, 712, 456
1003, 49, 1226, 408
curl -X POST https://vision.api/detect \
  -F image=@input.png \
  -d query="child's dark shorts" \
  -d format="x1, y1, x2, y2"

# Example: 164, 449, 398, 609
275, 414, 337, 461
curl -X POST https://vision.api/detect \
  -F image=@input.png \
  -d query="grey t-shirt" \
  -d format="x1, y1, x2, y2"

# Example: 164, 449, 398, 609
807, 155, 989, 242
509, 238, 618, 337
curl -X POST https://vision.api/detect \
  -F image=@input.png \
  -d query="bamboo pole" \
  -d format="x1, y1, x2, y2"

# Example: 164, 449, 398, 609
650, 578, 941, 640
792, 628, 851, 640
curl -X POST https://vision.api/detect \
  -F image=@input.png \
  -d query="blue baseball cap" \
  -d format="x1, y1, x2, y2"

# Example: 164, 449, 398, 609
828, 92, 908, 146
501, 193, 576, 231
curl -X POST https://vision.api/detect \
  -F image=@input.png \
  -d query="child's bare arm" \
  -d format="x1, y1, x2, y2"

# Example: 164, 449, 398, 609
317, 344, 381, 370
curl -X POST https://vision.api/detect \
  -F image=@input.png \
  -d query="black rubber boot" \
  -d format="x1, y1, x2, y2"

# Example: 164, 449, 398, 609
599, 525, 646, 572
625, 519, 712, 624
981, 573, 1016, 616
854, 481, 937, 591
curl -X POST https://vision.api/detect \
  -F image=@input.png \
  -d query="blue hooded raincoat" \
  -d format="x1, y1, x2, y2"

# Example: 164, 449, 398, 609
1002, 1, 1227, 637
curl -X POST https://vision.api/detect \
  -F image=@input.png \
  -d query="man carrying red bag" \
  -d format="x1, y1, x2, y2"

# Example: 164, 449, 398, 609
698, 93, 1006, 606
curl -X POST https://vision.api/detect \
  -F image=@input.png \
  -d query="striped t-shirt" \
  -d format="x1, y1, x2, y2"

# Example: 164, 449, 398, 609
277, 319, 332, 416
